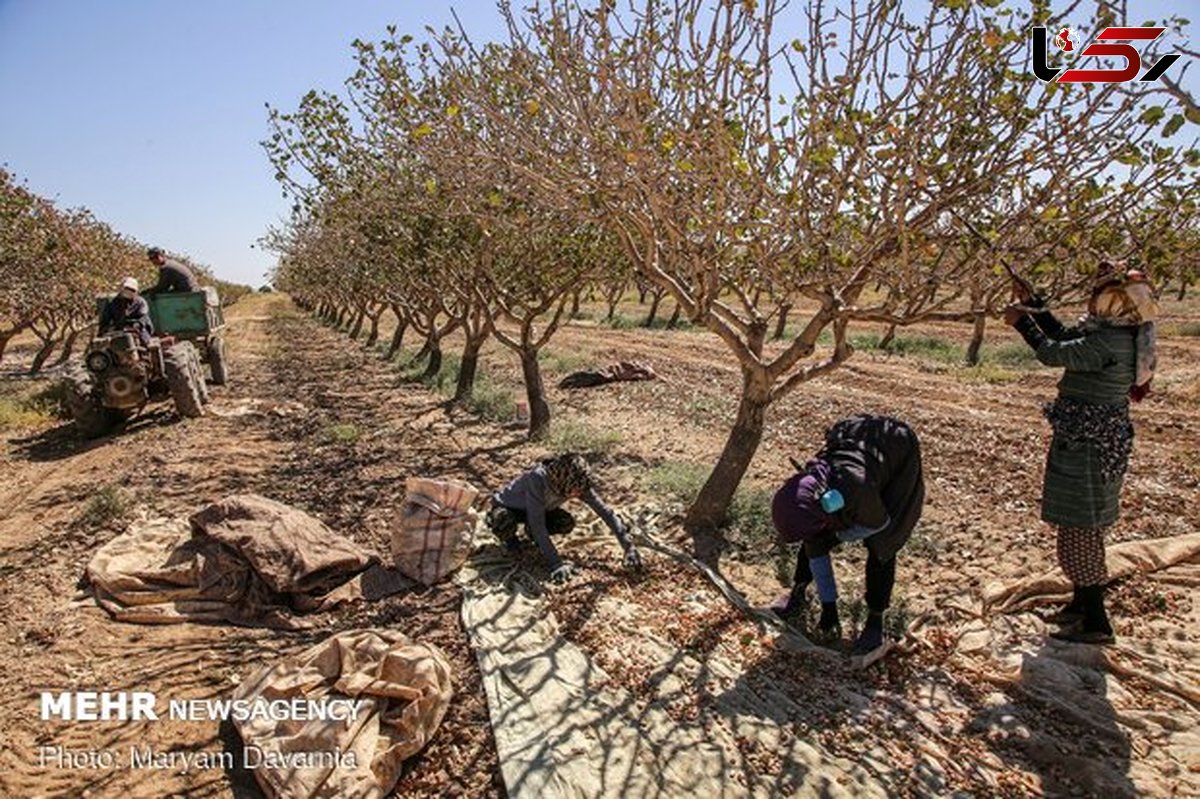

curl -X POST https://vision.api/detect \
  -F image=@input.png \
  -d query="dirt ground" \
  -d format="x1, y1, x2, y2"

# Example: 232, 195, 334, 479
1, 291, 1198, 797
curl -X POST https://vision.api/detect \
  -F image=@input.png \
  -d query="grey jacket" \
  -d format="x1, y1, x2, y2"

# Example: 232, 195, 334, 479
494, 465, 629, 569
149, 259, 200, 294
99, 295, 153, 339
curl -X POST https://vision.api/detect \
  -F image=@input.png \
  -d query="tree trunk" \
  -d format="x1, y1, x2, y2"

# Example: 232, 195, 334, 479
605, 295, 619, 320
879, 323, 897, 350
569, 290, 582, 319
365, 310, 381, 347
1178, 278, 1190, 301
412, 332, 433, 366
643, 292, 662, 327
0, 332, 13, 365
666, 303, 682, 329
386, 319, 407, 360
455, 336, 484, 402
520, 348, 551, 439
422, 338, 443, 381
54, 328, 82, 366
638, 284, 649, 304
30, 336, 59, 373
773, 303, 791, 340
684, 376, 771, 564
965, 313, 986, 366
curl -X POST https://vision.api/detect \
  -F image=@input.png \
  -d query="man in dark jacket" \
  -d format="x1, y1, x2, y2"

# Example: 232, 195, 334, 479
145, 247, 200, 294
99, 277, 154, 344
771, 415, 925, 664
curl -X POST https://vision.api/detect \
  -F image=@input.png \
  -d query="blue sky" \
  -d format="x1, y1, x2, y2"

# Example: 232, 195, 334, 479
0, 1, 509, 286
0, 1, 1193, 286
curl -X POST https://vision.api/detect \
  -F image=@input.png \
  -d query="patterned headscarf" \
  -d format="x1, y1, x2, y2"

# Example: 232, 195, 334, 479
544, 453, 591, 498
1087, 262, 1159, 399
771, 458, 833, 543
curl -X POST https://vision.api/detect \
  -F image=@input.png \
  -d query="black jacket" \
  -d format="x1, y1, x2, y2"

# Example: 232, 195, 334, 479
804, 415, 925, 563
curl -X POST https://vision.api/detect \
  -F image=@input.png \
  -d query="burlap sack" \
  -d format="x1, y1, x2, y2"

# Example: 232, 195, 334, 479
392, 477, 479, 585
232, 628, 454, 799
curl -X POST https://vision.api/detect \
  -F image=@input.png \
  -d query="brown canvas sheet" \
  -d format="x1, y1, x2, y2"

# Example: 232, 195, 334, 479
558, 360, 659, 389
232, 628, 454, 799
86, 494, 409, 628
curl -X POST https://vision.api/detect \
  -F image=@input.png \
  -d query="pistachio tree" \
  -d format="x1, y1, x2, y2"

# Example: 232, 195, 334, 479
429, 0, 1194, 552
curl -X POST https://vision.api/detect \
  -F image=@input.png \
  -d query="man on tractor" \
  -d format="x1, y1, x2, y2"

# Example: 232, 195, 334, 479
145, 246, 200, 294
99, 277, 154, 345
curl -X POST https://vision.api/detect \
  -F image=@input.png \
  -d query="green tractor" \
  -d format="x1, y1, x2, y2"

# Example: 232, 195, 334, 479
62, 288, 228, 437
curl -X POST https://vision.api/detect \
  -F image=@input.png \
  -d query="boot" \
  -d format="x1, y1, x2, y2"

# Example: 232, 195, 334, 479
851, 611, 893, 668
1045, 585, 1085, 625
1051, 584, 1115, 645
771, 584, 809, 622
852, 611, 885, 656
810, 601, 842, 644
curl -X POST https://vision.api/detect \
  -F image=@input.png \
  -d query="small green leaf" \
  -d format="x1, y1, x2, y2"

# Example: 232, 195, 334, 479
1139, 105, 1166, 125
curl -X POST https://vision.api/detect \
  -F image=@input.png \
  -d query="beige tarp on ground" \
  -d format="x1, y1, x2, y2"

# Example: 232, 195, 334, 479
982, 531, 1200, 613
461, 506, 1200, 798
458, 551, 886, 799
86, 494, 410, 628
944, 532, 1200, 797
232, 629, 454, 799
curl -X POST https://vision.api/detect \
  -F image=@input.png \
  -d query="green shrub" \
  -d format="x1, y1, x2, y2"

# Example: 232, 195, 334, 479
601, 313, 638, 329
643, 461, 710, 500
1163, 321, 1200, 337
683, 395, 726, 424
466, 377, 516, 422
0, 381, 61, 430
541, 350, 590, 373
323, 423, 362, 444
728, 486, 776, 551
983, 341, 1038, 367
882, 334, 961, 361
642, 462, 775, 553
599, 311, 697, 332
546, 419, 622, 453
78, 485, 132, 528
423, 353, 463, 394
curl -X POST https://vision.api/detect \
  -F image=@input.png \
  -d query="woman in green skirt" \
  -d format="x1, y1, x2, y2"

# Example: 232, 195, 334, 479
1003, 261, 1159, 644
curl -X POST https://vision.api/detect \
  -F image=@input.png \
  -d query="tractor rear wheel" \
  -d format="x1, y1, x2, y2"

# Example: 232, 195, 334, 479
164, 342, 205, 419
61, 366, 118, 438
208, 335, 229, 386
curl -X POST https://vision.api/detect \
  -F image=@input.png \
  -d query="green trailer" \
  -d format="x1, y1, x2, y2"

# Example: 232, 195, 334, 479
96, 288, 229, 385
149, 288, 229, 385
